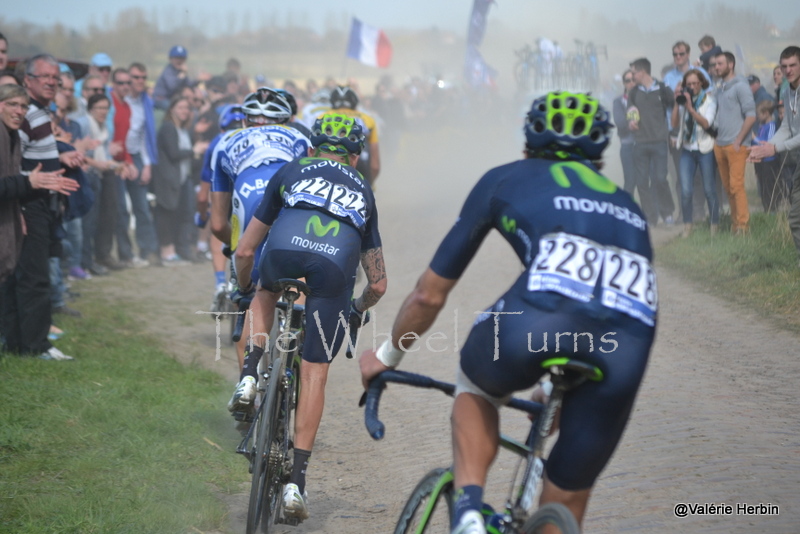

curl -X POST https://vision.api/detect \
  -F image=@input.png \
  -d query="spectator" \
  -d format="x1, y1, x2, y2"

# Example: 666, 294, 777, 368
82, 93, 127, 274
70, 74, 105, 126
152, 96, 208, 264
0, 32, 7, 71
749, 46, 800, 265
3, 54, 84, 360
671, 70, 719, 238
627, 57, 676, 226
711, 51, 756, 234
119, 61, 159, 267
0, 72, 19, 85
696, 35, 722, 75
664, 40, 711, 92
153, 45, 192, 110
748, 74, 776, 138
613, 70, 637, 195
751, 100, 786, 212
1, 84, 78, 284
74, 52, 113, 99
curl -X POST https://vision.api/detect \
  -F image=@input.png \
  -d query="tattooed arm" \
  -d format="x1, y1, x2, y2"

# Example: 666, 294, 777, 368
355, 246, 387, 311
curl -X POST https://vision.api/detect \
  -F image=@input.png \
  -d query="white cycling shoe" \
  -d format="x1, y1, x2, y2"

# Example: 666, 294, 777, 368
283, 483, 310, 520
227, 376, 256, 412
452, 510, 486, 534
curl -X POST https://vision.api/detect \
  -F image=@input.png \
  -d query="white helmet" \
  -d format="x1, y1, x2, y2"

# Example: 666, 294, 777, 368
241, 87, 291, 123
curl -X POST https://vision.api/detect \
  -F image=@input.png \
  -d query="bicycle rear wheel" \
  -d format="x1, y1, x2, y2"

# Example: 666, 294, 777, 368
246, 356, 284, 534
394, 467, 454, 534
520, 503, 580, 534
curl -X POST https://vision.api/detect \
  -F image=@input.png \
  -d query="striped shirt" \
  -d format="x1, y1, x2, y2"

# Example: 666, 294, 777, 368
19, 99, 60, 173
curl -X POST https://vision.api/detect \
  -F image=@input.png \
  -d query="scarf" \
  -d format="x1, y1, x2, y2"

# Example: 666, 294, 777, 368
87, 114, 109, 162
0, 123, 24, 283
682, 89, 707, 145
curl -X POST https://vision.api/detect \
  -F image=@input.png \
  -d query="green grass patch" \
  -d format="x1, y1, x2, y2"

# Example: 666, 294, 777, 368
657, 211, 800, 331
0, 293, 246, 533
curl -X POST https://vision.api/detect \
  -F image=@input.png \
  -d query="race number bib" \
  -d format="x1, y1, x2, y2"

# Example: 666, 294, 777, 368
528, 233, 657, 326
286, 177, 367, 228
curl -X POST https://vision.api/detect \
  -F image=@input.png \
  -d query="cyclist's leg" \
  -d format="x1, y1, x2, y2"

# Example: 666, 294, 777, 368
539, 480, 592, 525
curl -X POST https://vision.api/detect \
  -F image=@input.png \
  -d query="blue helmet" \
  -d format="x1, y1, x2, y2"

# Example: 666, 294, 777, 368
524, 91, 613, 161
218, 104, 245, 130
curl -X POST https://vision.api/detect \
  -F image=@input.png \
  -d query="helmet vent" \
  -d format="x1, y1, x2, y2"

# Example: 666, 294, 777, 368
552, 113, 564, 133
566, 97, 578, 109
573, 117, 586, 136
533, 118, 546, 133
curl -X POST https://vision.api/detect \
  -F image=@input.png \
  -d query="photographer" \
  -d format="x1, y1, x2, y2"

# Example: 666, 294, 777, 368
671, 70, 719, 237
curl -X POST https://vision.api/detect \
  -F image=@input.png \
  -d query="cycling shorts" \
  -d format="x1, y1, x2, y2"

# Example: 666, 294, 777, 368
458, 288, 654, 491
258, 209, 362, 364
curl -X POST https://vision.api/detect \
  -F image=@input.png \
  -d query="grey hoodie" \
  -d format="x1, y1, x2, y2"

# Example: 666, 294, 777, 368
772, 83, 800, 153
714, 74, 756, 146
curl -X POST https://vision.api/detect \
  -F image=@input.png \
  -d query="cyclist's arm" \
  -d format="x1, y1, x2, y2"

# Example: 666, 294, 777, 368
355, 246, 387, 311
210, 191, 232, 245
233, 217, 271, 291
360, 267, 456, 386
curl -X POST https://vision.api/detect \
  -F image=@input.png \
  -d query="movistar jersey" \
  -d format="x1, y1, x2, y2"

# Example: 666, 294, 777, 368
430, 158, 657, 327
254, 156, 381, 251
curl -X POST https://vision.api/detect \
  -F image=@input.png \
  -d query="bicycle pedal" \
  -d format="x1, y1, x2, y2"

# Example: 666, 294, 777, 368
232, 410, 254, 423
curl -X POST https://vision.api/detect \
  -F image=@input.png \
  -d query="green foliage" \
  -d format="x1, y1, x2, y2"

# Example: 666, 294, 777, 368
658, 211, 800, 331
0, 294, 245, 533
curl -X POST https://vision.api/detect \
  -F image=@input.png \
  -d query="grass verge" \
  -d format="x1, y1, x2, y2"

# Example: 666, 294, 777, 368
0, 291, 246, 533
657, 211, 800, 332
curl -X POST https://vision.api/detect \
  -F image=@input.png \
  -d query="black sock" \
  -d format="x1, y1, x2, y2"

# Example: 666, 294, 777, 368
290, 448, 312, 494
240, 345, 264, 381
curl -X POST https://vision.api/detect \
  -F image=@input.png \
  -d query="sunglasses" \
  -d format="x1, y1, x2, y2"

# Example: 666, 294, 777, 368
130, 75, 147, 80
114, 80, 130, 85
317, 144, 349, 156
623, 78, 634, 83
673, 52, 687, 57
86, 87, 105, 94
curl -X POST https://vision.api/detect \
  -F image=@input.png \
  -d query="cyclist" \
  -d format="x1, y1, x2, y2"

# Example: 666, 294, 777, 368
209, 88, 310, 375
233, 112, 387, 521
197, 104, 244, 314
275, 88, 312, 139
325, 85, 381, 187
360, 91, 657, 534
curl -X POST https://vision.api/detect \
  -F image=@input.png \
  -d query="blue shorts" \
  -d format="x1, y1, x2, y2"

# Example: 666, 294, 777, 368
258, 210, 361, 363
460, 289, 654, 491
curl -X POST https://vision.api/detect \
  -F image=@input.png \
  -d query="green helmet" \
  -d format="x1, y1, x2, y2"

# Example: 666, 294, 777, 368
311, 112, 365, 155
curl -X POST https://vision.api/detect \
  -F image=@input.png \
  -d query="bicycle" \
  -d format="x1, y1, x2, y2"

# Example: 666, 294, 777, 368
362, 358, 604, 534
236, 278, 309, 534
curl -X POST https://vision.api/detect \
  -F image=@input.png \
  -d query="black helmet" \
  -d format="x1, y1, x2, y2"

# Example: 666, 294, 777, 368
329, 85, 359, 109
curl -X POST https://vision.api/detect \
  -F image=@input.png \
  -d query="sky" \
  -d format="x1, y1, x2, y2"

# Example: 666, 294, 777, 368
3, 0, 791, 36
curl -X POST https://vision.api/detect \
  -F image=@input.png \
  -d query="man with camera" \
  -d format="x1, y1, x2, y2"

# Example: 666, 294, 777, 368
711, 51, 756, 235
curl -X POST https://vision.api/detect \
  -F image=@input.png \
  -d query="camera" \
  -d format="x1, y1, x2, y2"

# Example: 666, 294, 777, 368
675, 87, 693, 106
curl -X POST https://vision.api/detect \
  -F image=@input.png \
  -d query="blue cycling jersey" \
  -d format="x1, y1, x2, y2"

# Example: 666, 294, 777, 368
210, 125, 310, 251
430, 157, 656, 327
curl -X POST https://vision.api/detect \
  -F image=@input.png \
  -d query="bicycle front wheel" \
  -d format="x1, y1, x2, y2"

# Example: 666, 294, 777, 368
394, 467, 454, 534
520, 502, 580, 534
246, 356, 284, 534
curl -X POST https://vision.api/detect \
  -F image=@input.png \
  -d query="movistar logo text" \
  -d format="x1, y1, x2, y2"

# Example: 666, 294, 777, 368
306, 215, 340, 237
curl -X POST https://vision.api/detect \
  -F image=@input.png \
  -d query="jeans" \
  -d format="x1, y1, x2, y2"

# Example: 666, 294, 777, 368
633, 141, 674, 224
49, 257, 66, 308
116, 154, 158, 260
679, 149, 719, 224
64, 217, 82, 269
81, 171, 101, 269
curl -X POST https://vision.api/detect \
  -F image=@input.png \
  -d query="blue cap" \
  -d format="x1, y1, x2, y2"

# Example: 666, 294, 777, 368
58, 62, 73, 74
91, 53, 113, 68
169, 45, 188, 59
218, 104, 245, 130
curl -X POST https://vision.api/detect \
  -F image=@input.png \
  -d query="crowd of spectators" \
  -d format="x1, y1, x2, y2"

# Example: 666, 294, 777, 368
3, 29, 799, 360
617, 35, 800, 244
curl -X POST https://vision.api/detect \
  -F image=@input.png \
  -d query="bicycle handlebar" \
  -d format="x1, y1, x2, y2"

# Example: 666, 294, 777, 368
362, 370, 543, 440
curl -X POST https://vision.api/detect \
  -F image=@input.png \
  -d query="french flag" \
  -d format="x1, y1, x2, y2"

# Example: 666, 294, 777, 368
346, 17, 392, 69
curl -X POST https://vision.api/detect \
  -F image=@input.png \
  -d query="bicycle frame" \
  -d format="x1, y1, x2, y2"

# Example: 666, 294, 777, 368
364, 359, 602, 533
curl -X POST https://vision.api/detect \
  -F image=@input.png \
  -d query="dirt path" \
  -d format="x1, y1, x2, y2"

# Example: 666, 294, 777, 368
93, 126, 800, 533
